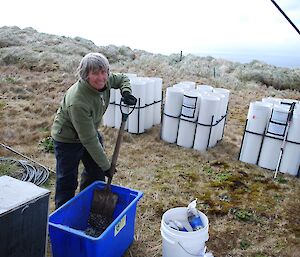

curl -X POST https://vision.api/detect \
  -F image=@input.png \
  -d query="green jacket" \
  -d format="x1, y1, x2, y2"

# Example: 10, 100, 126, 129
51, 73, 131, 171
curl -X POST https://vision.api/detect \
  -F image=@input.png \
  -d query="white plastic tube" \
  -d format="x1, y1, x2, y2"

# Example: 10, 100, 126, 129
128, 78, 147, 134
177, 90, 201, 148
153, 77, 163, 125
193, 93, 221, 151
102, 88, 116, 127
114, 89, 129, 130
258, 134, 283, 171
239, 101, 272, 164
261, 97, 282, 105
279, 112, 300, 176
213, 88, 230, 141
267, 105, 290, 136
173, 82, 195, 91
144, 78, 155, 130
196, 84, 213, 93
124, 73, 137, 79
258, 105, 290, 170
161, 87, 184, 143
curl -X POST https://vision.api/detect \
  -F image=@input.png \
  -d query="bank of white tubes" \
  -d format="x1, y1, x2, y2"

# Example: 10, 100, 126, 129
161, 82, 230, 151
239, 97, 300, 176
103, 74, 163, 134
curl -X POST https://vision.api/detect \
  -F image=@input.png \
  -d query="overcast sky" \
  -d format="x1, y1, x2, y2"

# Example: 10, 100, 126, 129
1, 0, 299, 64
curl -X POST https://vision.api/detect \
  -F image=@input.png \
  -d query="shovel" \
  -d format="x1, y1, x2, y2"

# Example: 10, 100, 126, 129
89, 97, 135, 227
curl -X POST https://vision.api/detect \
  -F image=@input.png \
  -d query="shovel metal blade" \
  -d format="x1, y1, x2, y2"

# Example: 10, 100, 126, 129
90, 188, 119, 219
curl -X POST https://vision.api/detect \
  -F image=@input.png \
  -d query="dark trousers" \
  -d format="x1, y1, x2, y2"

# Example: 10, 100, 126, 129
53, 134, 105, 209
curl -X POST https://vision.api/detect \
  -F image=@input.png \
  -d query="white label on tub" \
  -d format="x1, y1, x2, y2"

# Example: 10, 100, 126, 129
114, 215, 126, 236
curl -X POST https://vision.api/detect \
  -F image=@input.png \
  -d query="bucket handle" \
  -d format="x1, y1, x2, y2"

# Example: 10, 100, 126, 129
178, 242, 206, 257
161, 230, 207, 256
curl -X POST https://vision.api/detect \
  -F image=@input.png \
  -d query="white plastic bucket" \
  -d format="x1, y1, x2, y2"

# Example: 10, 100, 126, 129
161, 207, 209, 257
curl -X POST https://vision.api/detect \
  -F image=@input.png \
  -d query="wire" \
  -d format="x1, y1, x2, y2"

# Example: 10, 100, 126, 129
270, 0, 300, 36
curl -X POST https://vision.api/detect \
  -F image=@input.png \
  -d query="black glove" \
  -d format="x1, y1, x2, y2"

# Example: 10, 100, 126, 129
122, 91, 137, 106
104, 167, 117, 178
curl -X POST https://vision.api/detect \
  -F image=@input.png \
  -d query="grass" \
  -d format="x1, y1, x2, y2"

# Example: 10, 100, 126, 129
0, 44, 300, 257
0, 159, 22, 178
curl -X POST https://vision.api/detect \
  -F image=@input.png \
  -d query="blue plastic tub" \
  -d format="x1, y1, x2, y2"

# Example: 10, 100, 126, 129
49, 181, 143, 257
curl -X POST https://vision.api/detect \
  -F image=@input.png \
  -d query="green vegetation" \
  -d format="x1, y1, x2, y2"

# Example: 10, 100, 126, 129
0, 100, 5, 112
0, 160, 20, 177
5, 76, 17, 84
40, 136, 54, 153
239, 240, 251, 250
0, 161, 12, 176
234, 209, 253, 222
254, 254, 268, 257
275, 175, 288, 184
237, 66, 300, 90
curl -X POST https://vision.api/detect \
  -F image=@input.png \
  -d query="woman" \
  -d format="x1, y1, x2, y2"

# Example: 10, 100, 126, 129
51, 52, 136, 208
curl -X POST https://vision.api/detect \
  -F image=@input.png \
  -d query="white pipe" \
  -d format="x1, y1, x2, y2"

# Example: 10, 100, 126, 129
161, 87, 184, 143
114, 90, 129, 130
103, 88, 116, 127
128, 78, 147, 134
144, 78, 155, 130
213, 88, 230, 141
239, 101, 272, 164
258, 106, 290, 170
153, 77, 163, 125
173, 82, 195, 91
262, 97, 282, 105
193, 93, 221, 151
196, 84, 213, 93
279, 111, 300, 176
177, 90, 201, 148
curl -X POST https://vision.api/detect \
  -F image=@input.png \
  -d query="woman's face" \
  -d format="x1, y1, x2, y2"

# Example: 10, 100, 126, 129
87, 69, 108, 90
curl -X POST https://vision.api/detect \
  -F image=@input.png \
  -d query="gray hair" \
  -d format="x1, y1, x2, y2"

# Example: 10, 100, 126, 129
77, 52, 110, 80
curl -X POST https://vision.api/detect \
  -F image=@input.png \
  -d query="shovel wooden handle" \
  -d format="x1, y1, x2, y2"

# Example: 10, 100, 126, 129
106, 96, 136, 188
107, 114, 128, 185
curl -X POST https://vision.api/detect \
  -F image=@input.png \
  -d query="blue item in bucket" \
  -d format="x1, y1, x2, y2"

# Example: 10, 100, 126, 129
49, 181, 143, 257
187, 199, 204, 231
188, 214, 204, 231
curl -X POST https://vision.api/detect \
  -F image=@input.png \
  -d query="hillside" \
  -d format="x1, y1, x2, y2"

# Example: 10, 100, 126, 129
0, 26, 300, 257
